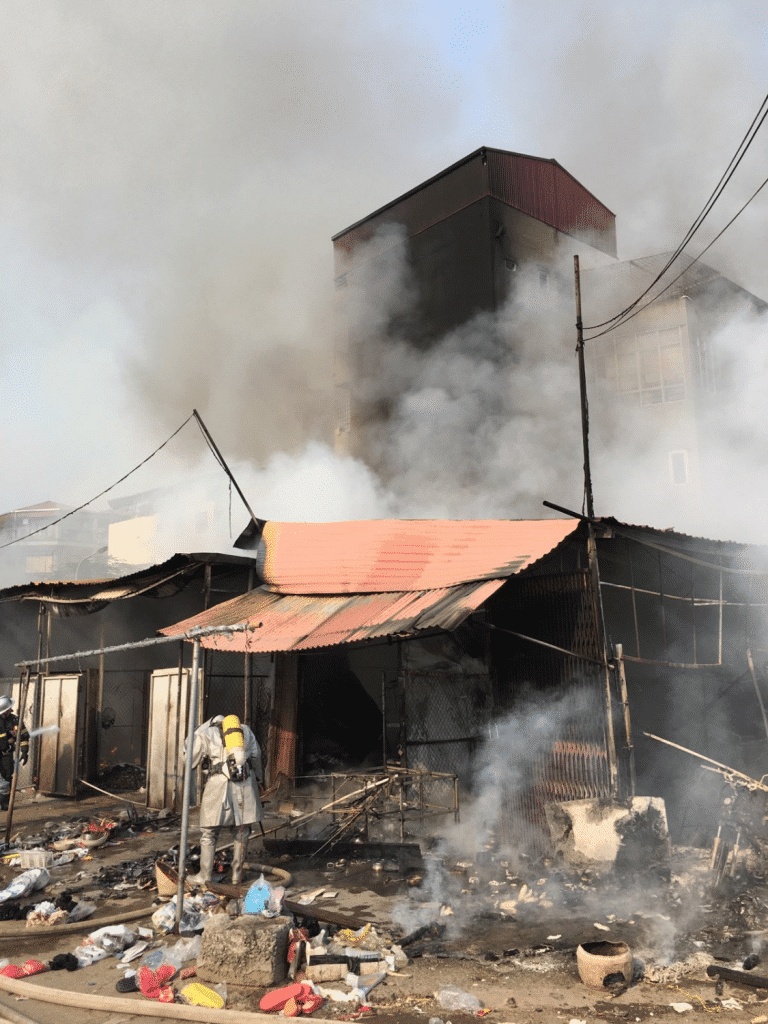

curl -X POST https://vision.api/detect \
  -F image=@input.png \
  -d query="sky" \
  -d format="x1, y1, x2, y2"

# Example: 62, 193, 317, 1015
2, 0, 768, 558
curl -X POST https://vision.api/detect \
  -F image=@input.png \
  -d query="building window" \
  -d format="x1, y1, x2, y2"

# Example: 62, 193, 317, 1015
605, 327, 686, 405
669, 450, 688, 485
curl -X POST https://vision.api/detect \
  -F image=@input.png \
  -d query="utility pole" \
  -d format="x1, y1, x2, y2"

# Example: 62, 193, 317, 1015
574, 257, 620, 795
574, 255, 595, 519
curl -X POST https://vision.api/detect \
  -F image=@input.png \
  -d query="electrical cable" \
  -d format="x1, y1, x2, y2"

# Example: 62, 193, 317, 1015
585, 170, 768, 340
583, 90, 768, 335
0, 413, 195, 551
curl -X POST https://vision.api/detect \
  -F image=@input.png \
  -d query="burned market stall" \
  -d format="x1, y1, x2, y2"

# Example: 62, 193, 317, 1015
594, 520, 768, 844
160, 516, 768, 867
0, 552, 275, 805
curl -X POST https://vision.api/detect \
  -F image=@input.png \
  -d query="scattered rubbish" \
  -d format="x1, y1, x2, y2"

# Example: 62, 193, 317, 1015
437, 985, 482, 1013
74, 942, 110, 967
243, 873, 285, 916
138, 964, 176, 1000
118, 942, 148, 963
67, 901, 96, 922
116, 974, 140, 993
721, 998, 744, 1010
260, 981, 313, 1012
180, 981, 226, 1008
745, 954, 762, 970
151, 894, 208, 934
18, 849, 53, 869
0, 960, 48, 978
593, 922, 610, 931
49, 954, 78, 971
670, 1003, 694, 1013
0, 868, 50, 904
87, 924, 135, 955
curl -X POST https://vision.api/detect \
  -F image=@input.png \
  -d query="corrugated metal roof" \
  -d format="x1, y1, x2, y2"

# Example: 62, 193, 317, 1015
0, 552, 256, 608
162, 517, 581, 652
254, 519, 578, 595
160, 578, 506, 653
332, 147, 616, 265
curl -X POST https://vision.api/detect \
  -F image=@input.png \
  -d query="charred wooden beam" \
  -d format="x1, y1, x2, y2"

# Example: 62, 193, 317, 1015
707, 964, 768, 990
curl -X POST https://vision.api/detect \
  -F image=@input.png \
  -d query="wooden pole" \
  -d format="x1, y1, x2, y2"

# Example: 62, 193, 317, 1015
643, 730, 768, 789
614, 643, 635, 800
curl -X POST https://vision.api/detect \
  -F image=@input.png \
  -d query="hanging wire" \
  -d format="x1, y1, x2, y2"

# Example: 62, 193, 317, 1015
0, 412, 196, 551
583, 91, 768, 336
585, 171, 768, 341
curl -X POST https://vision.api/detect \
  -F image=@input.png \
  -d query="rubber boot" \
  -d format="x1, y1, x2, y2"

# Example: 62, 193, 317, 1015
188, 828, 217, 887
231, 825, 250, 885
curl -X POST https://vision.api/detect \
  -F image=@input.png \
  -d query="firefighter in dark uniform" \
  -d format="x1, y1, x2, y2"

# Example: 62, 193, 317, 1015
0, 696, 29, 810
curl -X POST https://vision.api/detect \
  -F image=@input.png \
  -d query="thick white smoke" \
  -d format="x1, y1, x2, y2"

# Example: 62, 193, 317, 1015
2, 2, 768, 569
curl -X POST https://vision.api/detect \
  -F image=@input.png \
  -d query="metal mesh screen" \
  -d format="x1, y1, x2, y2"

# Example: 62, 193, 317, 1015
204, 647, 270, 777
400, 671, 492, 784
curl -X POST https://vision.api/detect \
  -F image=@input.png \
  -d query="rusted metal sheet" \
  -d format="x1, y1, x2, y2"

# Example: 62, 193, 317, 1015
486, 150, 616, 256
161, 578, 506, 654
489, 152, 616, 252
253, 519, 578, 594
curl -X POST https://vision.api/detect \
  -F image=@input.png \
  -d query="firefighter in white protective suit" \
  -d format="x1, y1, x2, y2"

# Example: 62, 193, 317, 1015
185, 714, 263, 886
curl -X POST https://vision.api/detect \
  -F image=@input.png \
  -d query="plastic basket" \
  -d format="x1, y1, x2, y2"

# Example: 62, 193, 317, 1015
19, 850, 53, 869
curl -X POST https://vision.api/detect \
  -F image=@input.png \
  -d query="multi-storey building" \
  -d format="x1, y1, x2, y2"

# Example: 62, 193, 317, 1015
332, 146, 617, 460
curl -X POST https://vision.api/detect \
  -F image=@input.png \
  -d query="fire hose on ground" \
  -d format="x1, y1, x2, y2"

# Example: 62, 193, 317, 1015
0, 971, 340, 1024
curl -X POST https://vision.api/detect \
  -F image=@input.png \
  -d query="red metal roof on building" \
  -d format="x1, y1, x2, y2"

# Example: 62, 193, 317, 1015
161, 518, 579, 652
332, 147, 616, 263
161, 579, 506, 653
255, 518, 578, 594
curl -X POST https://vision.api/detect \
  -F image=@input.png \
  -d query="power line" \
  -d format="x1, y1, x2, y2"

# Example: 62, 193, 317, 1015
585, 170, 768, 341
0, 412, 195, 551
583, 90, 768, 336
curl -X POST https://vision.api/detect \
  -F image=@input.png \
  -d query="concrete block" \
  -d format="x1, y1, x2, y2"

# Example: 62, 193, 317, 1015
544, 796, 671, 876
196, 913, 291, 986
305, 961, 348, 982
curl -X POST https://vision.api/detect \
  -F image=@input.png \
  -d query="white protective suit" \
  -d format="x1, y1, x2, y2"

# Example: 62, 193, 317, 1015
185, 715, 263, 884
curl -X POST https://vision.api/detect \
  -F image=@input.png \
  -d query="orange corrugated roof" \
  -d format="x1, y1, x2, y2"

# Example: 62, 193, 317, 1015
160, 578, 506, 653
160, 518, 579, 652
256, 518, 578, 594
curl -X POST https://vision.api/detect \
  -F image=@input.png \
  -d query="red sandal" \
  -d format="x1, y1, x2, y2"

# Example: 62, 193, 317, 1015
260, 982, 311, 1013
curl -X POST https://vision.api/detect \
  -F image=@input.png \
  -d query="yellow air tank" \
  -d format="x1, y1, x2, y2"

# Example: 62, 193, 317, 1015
222, 715, 244, 752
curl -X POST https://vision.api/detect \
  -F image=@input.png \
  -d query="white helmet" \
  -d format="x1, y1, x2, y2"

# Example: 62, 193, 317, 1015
0, 696, 14, 716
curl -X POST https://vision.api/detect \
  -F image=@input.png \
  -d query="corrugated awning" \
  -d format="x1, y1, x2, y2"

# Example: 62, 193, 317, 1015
160, 578, 506, 653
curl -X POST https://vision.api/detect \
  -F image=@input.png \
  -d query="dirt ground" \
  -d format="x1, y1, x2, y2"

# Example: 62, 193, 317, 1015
0, 787, 764, 1024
